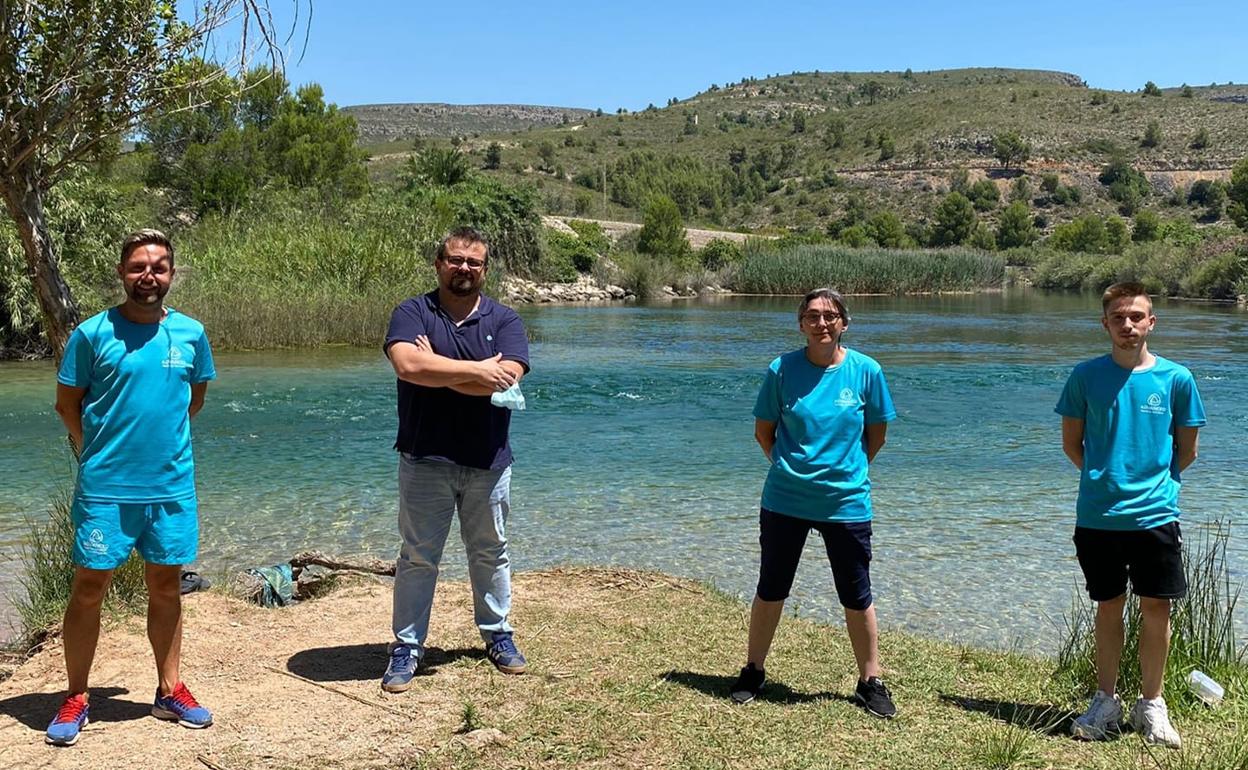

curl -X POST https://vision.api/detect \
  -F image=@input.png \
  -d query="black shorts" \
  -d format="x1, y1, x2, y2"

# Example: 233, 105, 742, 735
756, 507, 873, 611
1073, 521, 1187, 601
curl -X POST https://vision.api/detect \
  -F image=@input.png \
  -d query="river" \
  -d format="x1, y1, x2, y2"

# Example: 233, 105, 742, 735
2, 291, 1245, 650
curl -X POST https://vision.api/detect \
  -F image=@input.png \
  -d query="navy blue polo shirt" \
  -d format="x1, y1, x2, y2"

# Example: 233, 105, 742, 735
384, 291, 530, 470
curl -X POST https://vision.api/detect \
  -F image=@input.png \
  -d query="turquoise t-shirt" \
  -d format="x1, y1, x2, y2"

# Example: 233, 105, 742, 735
753, 348, 896, 522
1055, 354, 1206, 531
57, 307, 216, 502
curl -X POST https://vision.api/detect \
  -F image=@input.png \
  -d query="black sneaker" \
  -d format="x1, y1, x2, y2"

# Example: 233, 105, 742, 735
730, 663, 765, 704
854, 677, 897, 719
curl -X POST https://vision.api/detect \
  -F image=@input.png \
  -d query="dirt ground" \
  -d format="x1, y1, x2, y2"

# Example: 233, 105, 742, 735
0, 569, 621, 770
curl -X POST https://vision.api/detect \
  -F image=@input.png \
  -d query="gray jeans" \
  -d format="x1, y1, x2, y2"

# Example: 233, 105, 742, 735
391, 454, 513, 656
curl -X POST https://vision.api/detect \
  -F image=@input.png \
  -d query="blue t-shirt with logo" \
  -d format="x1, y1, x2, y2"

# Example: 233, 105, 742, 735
1055, 354, 1206, 531
57, 307, 216, 502
753, 348, 896, 522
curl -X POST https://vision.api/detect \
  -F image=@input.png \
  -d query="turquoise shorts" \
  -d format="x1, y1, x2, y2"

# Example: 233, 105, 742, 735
71, 496, 199, 570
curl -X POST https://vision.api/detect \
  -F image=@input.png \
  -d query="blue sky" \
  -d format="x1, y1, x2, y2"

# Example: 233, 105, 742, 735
251, 0, 1245, 110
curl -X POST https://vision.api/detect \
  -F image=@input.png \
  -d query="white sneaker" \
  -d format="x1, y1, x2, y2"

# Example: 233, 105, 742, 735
1129, 696, 1182, 749
1071, 690, 1123, 740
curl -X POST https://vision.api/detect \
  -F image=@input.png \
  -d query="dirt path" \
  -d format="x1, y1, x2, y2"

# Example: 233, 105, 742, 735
541, 215, 765, 248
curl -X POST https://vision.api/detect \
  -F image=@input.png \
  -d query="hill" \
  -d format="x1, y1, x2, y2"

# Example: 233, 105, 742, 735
345, 103, 594, 143
365, 68, 1248, 236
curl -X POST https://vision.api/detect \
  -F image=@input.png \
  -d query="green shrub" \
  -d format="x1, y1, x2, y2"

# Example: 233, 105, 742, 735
1132, 211, 1163, 242
567, 219, 612, 256
697, 238, 743, 270
865, 211, 908, 248
930, 192, 976, 246
16, 474, 146, 650
638, 195, 691, 261
1182, 251, 1247, 299
540, 230, 593, 282
1050, 215, 1109, 253
967, 179, 1000, 212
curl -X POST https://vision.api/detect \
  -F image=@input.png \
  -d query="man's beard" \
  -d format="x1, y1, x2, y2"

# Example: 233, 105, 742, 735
127, 283, 168, 304
448, 275, 477, 296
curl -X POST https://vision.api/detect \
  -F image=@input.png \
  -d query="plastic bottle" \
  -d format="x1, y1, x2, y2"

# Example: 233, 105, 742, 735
1187, 670, 1224, 706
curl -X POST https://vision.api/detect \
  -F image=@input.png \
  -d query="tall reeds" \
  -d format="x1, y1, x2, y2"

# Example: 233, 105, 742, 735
731, 244, 1005, 294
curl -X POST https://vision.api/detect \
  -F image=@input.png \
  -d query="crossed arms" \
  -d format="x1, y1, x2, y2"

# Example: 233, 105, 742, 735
387, 335, 525, 397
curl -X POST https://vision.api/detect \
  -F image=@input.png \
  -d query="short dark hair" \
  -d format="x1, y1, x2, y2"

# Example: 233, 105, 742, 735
798, 287, 850, 322
435, 226, 490, 263
120, 228, 175, 266
1101, 281, 1151, 313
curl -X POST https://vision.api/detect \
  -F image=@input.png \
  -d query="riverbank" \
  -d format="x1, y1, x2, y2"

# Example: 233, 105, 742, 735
1, 567, 1244, 770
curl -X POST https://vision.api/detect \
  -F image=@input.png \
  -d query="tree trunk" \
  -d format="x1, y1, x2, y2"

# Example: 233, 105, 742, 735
0, 173, 80, 362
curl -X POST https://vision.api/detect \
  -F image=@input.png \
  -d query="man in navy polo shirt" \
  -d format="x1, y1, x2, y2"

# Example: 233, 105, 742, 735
381, 226, 531, 692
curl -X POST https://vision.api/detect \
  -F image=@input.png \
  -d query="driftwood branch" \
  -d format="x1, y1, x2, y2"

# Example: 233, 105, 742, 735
290, 551, 396, 576
261, 665, 411, 719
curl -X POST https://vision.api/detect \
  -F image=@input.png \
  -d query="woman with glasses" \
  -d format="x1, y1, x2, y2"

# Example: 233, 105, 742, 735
730, 287, 898, 718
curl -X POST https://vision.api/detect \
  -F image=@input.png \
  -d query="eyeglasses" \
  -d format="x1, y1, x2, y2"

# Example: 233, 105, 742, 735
801, 312, 843, 324
442, 256, 486, 270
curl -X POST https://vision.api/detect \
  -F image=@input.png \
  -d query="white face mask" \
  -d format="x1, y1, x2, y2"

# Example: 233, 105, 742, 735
490, 383, 527, 411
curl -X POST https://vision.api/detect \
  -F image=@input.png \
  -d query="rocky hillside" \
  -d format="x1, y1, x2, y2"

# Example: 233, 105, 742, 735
345, 103, 594, 143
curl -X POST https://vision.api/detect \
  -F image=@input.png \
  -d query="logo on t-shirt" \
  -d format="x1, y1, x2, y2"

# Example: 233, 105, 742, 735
162, 345, 190, 369
835, 387, 858, 408
83, 528, 108, 555
1141, 392, 1167, 415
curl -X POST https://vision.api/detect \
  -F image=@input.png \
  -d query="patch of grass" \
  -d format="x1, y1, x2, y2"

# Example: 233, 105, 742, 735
13, 465, 146, 652
977, 723, 1040, 769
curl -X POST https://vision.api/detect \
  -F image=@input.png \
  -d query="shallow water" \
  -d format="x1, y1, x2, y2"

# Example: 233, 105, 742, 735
2, 292, 1245, 650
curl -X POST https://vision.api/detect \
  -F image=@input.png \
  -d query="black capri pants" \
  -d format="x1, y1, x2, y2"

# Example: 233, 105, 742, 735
756, 507, 873, 611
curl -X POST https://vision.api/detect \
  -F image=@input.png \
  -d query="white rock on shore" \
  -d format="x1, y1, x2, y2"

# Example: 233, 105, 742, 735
503, 274, 634, 304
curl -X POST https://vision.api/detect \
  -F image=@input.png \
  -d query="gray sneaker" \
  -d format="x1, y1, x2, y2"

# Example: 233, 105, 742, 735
381, 644, 419, 693
1071, 690, 1122, 740
1129, 696, 1181, 749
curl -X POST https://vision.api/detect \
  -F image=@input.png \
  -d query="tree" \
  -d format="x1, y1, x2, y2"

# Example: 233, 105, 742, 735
858, 80, 885, 105
405, 147, 472, 188
1142, 81, 1163, 97
992, 132, 1031, 170
823, 117, 846, 149
1229, 157, 1248, 229
967, 179, 1000, 211
1181, 84, 1194, 98
930, 192, 976, 246
1132, 211, 1162, 242
638, 195, 689, 259
484, 142, 503, 170
0, 0, 300, 358
1142, 120, 1163, 148
538, 141, 557, 171
996, 201, 1035, 249
877, 133, 896, 162
865, 211, 907, 248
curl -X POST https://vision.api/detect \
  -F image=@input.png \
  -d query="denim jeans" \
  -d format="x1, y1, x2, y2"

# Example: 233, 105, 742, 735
392, 454, 513, 656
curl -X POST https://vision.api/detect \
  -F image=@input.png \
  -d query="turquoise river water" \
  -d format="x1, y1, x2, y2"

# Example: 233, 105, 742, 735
1, 292, 1245, 650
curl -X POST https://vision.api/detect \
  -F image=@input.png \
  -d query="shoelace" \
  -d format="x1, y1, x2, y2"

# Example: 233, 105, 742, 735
389, 648, 413, 669
166, 683, 202, 710
53, 696, 87, 724
1087, 694, 1118, 721
491, 637, 518, 655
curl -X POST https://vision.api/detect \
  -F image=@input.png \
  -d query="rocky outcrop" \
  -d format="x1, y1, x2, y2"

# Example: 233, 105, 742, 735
503, 274, 633, 304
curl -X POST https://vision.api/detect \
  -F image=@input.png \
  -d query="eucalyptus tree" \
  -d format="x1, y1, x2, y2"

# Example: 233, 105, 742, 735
0, 0, 304, 358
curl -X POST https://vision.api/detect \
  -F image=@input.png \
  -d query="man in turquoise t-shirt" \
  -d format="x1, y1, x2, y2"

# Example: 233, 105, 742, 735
45, 230, 216, 746
1057, 282, 1205, 749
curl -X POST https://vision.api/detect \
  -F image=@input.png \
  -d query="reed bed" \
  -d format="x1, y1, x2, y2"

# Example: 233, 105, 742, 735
731, 244, 1005, 295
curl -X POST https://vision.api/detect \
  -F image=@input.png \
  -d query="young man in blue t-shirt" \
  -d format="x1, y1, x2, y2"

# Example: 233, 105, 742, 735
1057, 282, 1206, 749
380, 227, 531, 692
46, 230, 217, 746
